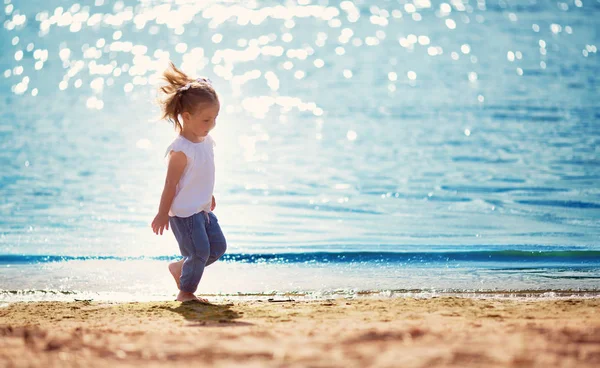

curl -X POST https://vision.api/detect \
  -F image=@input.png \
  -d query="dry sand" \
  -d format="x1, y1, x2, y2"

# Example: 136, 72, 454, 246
1, 296, 599, 367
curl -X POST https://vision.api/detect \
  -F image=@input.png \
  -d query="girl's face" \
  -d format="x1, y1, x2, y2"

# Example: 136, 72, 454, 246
182, 103, 220, 137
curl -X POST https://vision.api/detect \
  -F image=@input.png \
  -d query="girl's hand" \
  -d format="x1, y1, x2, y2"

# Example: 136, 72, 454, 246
211, 195, 216, 211
151, 212, 170, 235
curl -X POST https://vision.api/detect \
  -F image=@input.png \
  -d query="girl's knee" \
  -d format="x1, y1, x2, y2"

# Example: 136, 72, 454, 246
214, 242, 227, 257
191, 247, 210, 263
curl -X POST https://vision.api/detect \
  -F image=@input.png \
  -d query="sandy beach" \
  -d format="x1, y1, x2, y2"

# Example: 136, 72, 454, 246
0, 295, 598, 367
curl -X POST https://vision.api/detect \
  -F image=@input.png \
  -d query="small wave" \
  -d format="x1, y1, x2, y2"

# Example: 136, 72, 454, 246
1, 288, 599, 302
451, 156, 518, 164
490, 177, 526, 183
560, 174, 600, 181
441, 185, 568, 194
491, 113, 563, 122
553, 159, 600, 167
0, 289, 78, 295
426, 196, 472, 203
250, 250, 600, 264
1, 250, 599, 265
516, 200, 600, 209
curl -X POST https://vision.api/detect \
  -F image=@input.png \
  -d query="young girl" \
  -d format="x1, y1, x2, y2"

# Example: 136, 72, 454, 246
151, 62, 227, 303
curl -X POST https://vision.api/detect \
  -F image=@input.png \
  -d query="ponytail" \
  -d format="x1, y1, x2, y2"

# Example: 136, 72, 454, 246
158, 62, 218, 132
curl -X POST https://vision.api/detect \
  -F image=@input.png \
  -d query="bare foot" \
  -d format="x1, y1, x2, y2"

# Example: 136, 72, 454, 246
168, 260, 184, 290
176, 291, 209, 303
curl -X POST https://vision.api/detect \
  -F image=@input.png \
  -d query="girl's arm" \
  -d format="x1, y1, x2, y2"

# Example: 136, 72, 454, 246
151, 151, 187, 235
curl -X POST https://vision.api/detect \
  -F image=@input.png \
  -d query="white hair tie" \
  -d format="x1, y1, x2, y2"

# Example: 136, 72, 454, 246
178, 78, 212, 92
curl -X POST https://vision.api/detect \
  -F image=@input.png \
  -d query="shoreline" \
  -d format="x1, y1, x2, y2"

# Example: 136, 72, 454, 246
1, 296, 599, 367
2, 256, 598, 299
1, 288, 600, 305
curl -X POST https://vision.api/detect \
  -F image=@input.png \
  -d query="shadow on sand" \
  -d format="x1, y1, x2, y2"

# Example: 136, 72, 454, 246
160, 301, 252, 327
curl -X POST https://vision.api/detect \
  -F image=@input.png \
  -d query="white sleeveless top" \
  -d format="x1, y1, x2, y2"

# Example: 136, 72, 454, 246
165, 135, 215, 217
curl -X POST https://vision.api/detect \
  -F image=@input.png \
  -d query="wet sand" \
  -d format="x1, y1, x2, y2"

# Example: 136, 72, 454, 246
1, 296, 599, 367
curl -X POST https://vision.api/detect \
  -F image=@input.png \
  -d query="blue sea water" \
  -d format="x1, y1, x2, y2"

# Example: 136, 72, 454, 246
1, 0, 599, 301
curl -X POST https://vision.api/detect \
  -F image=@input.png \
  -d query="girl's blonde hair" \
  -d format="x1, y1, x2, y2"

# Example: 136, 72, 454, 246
158, 62, 219, 132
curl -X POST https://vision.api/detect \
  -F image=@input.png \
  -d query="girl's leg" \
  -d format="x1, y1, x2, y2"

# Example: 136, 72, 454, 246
168, 218, 188, 291
168, 212, 227, 292
168, 259, 184, 289
169, 213, 211, 300
205, 212, 227, 266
